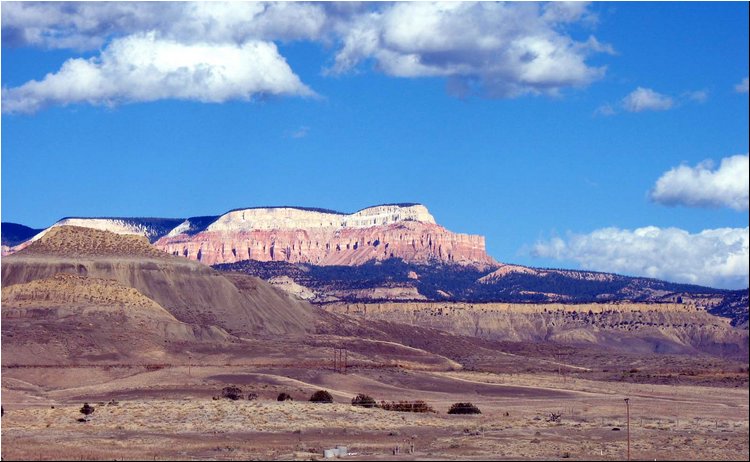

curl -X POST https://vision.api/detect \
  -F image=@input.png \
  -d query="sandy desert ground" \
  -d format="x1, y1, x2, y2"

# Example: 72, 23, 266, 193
2, 364, 748, 461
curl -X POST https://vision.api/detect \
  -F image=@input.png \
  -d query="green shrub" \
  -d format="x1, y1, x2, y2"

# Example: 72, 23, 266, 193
379, 400, 435, 413
221, 386, 244, 401
351, 393, 377, 408
447, 402, 481, 414
309, 390, 333, 403
79, 403, 95, 422
277, 392, 293, 402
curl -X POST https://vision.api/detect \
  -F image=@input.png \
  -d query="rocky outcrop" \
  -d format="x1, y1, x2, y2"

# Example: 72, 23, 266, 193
325, 302, 749, 358
155, 204, 496, 267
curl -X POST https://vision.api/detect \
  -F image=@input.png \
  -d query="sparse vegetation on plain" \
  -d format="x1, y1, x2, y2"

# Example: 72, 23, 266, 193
351, 393, 377, 408
309, 390, 333, 403
79, 403, 95, 422
221, 386, 244, 401
447, 402, 481, 414
379, 400, 435, 413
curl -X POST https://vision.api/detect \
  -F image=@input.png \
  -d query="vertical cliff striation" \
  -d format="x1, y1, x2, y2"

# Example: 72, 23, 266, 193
154, 204, 497, 267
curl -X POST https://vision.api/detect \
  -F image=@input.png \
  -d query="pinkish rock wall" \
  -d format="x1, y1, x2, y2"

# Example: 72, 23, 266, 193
155, 221, 496, 267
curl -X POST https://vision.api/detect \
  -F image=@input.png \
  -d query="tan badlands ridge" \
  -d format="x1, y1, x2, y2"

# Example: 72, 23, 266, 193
155, 204, 496, 266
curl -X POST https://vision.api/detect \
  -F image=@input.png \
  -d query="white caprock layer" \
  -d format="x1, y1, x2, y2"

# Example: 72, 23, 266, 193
205, 204, 436, 232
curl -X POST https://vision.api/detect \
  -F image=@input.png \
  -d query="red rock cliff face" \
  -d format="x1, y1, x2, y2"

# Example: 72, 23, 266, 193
155, 221, 496, 267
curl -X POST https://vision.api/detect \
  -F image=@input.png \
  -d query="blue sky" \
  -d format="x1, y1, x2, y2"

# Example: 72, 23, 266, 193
1, 2, 748, 288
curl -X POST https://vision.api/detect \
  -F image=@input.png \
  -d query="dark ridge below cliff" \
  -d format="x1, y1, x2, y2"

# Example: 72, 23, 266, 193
709, 289, 750, 328
213, 258, 746, 326
1, 222, 44, 246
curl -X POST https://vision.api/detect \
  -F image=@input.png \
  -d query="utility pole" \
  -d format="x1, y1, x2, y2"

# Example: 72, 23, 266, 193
333, 348, 347, 373
624, 398, 630, 461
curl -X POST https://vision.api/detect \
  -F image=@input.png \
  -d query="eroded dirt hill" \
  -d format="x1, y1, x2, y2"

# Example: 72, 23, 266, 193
1, 273, 232, 365
2, 226, 317, 338
325, 301, 749, 359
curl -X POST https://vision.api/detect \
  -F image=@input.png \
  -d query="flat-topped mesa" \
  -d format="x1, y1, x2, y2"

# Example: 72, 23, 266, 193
155, 204, 496, 267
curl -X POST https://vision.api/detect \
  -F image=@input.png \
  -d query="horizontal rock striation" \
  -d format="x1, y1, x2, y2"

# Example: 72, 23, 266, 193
325, 302, 749, 358
155, 204, 496, 267
2, 226, 318, 338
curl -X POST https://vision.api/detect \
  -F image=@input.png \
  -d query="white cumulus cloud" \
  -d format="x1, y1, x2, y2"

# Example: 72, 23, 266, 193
650, 154, 749, 211
621, 87, 674, 112
0, 2, 328, 49
532, 226, 749, 289
1, 2, 614, 110
328, 2, 611, 98
1, 32, 314, 114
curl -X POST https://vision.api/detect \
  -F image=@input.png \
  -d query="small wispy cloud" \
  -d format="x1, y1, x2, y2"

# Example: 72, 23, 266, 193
684, 89, 708, 103
596, 86, 709, 116
735, 77, 749, 94
593, 103, 616, 117
289, 126, 310, 139
621, 87, 674, 112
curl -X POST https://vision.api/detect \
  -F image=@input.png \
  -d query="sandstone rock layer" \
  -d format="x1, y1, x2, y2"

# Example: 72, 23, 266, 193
155, 205, 496, 267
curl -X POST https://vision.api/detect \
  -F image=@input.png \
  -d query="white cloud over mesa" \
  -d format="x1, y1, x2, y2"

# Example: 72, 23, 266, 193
2, 33, 314, 114
532, 226, 749, 289
1, 2, 613, 113
650, 154, 749, 211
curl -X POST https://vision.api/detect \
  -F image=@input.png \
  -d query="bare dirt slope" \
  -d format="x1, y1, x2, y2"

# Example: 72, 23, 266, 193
1, 273, 233, 365
326, 302, 749, 359
3, 273, 171, 313
2, 226, 317, 337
